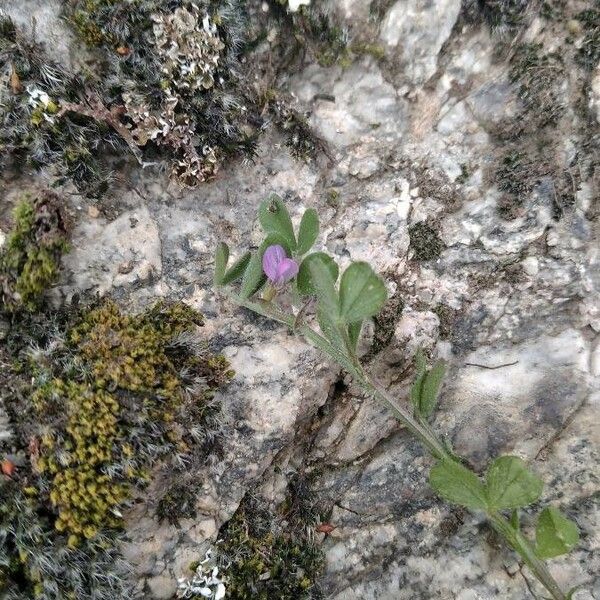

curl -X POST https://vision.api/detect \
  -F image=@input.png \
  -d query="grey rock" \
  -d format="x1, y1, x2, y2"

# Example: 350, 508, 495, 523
1, 0, 599, 598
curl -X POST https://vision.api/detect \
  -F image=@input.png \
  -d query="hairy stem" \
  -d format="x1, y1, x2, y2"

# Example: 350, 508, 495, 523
356, 369, 568, 600
488, 512, 568, 600
221, 289, 569, 600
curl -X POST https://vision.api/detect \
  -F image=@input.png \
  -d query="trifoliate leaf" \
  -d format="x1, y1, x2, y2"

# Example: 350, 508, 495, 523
535, 507, 579, 559
339, 262, 387, 323
485, 456, 543, 510
239, 251, 265, 299
239, 234, 290, 298
347, 320, 363, 352
429, 460, 488, 511
297, 208, 319, 255
308, 255, 340, 320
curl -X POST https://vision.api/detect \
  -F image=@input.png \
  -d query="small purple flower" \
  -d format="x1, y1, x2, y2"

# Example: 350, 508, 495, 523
262, 245, 299, 286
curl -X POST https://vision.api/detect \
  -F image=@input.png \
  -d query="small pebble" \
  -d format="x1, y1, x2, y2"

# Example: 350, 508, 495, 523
118, 261, 134, 274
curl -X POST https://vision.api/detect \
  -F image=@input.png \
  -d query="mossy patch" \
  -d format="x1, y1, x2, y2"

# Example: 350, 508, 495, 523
576, 8, 600, 70
215, 481, 325, 600
479, 0, 531, 32
433, 304, 458, 341
0, 192, 68, 313
408, 222, 445, 261
1, 299, 233, 598
508, 43, 566, 131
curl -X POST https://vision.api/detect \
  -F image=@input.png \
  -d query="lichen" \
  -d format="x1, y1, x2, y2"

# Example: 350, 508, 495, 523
0, 192, 68, 313
0, 299, 233, 598
408, 222, 445, 261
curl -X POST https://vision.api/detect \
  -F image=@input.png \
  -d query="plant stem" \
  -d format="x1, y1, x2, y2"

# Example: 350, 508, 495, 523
357, 370, 568, 600
488, 512, 568, 600
354, 369, 449, 461
221, 289, 569, 600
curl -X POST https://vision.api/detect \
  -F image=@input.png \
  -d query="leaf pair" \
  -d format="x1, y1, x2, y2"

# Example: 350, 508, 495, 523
213, 242, 250, 288
411, 352, 446, 419
429, 456, 579, 559
306, 258, 388, 324
430, 456, 543, 512
259, 194, 319, 257
303, 255, 387, 355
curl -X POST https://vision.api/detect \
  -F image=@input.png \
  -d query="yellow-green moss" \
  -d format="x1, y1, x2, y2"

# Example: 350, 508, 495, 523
0, 192, 68, 313
10, 299, 232, 550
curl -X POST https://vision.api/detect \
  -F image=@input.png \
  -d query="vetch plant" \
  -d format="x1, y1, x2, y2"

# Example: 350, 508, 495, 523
214, 194, 581, 600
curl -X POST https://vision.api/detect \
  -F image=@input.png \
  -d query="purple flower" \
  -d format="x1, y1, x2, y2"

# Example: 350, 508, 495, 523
262, 245, 299, 286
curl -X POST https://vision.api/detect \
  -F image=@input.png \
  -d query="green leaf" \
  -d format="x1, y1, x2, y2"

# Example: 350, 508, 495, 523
308, 255, 340, 320
339, 262, 387, 323
297, 208, 319, 255
410, 351, 427, 413
419, 361, 446, 418
222, 252, 251, 285
214, 242, 229, 286
259, 194, 296, 252
239, 251, 265, 299
297, 253, 339, 296
510, 509, 520, 531
535, 507, 579, 559
429, 460, 488, 511
485, 456, 543, 510
347, 320, 363, 352
317, 306, 349, 355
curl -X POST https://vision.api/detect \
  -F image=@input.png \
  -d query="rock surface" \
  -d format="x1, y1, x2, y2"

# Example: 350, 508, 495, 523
1, 0, 599, 599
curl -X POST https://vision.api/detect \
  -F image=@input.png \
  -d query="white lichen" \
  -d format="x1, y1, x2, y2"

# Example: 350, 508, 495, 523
177, 549, 226, 600
152, 4, 225, 93
288, 0, 311, 12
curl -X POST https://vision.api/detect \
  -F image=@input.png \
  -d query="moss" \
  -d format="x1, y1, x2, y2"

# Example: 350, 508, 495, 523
1, 299, 233, 597
368, 291, 405, 357
156, 481, 200, 526
576, 8, 600, 70
217, 488, 324, 600
351, 42, 386, 61
0, 192, 69, 313
479, 0, 531, 32
508, 43, 565, 130
433, 304, 457, 340
408, 222, 445, 261
455, 163, 471, 184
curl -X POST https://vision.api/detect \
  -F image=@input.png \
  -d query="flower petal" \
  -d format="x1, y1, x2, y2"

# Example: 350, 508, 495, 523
263, 244, 286, 282
276, 257, 299, 283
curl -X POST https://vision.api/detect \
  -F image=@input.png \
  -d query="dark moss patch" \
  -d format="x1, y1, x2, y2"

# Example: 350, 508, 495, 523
494, 143, 577, 220
368, 291, 405, 357
0, 191, 68, 313
478, 0, 532, 32
433, 304, 458, 341
217, 481, 325, 600
576, 8, 600, 70
0, 299, 232, 598
408, 222, 445, 261
156, 480, 200, 526
508, 43, 566, 131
